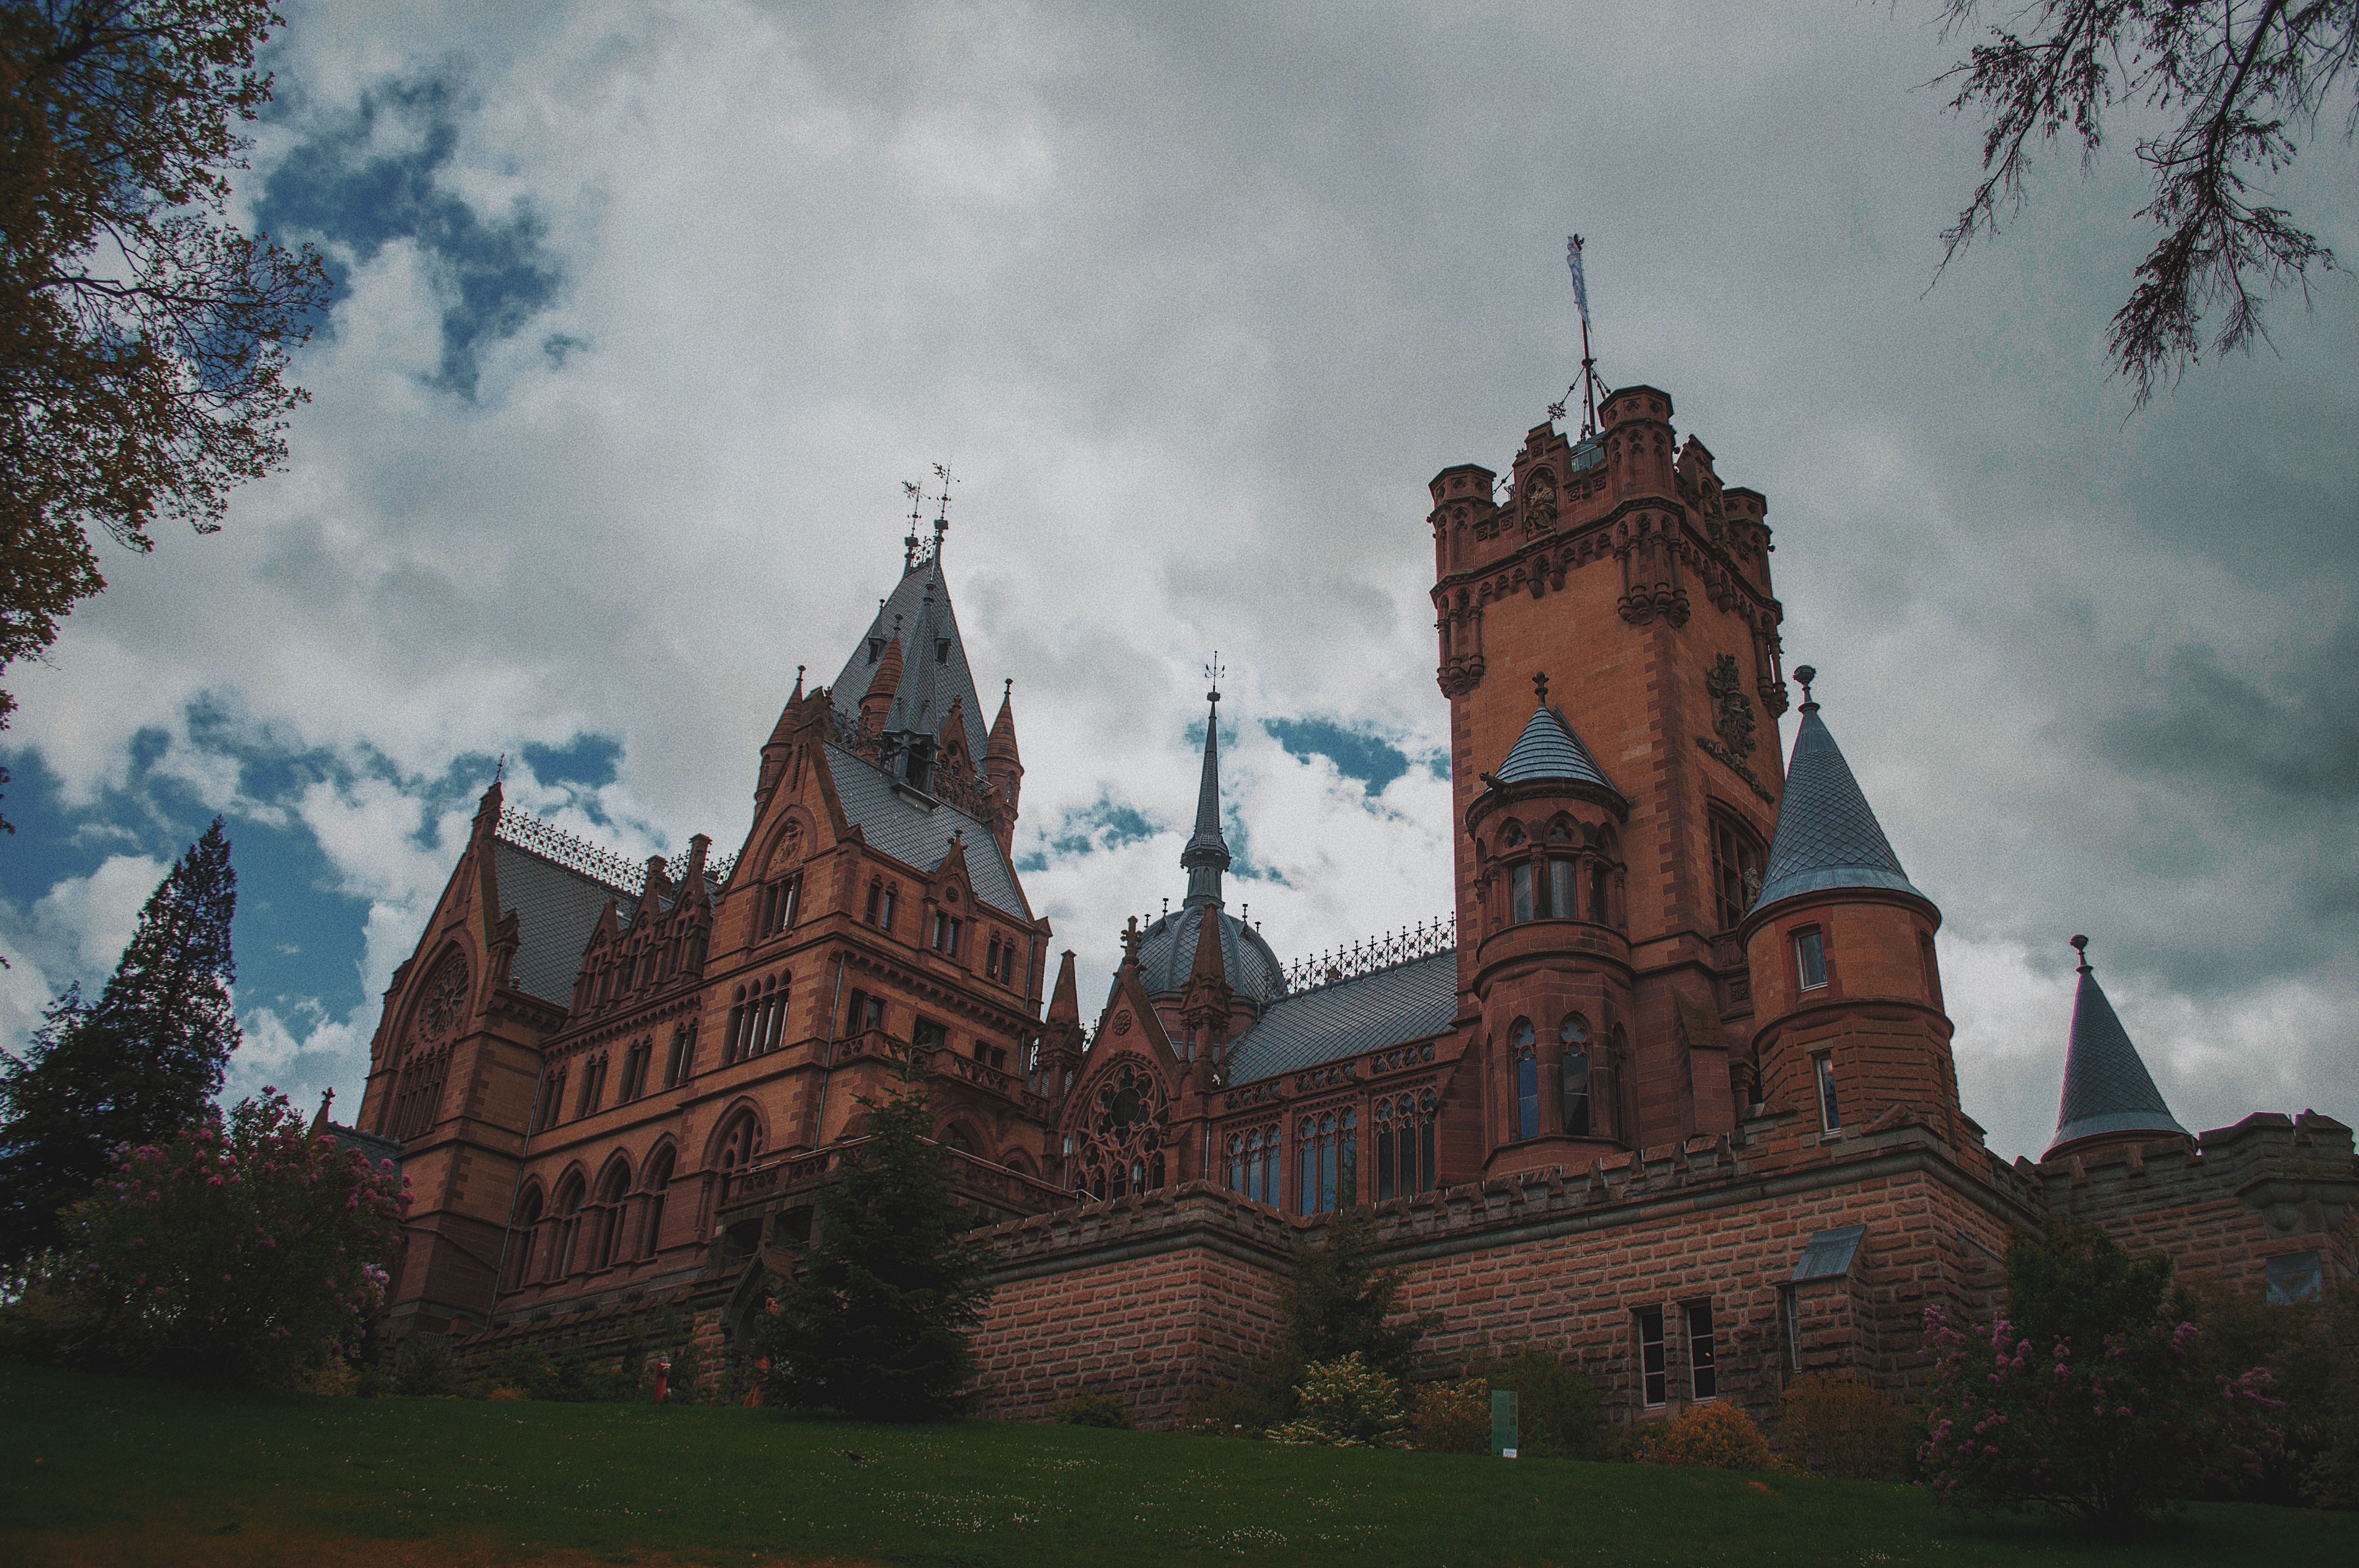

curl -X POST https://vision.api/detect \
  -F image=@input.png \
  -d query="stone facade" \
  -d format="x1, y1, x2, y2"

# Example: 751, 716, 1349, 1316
357, 374, 2356, 1423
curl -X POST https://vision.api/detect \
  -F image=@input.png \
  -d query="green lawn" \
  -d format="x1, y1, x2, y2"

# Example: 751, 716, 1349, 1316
0, 1359, 2346, 1568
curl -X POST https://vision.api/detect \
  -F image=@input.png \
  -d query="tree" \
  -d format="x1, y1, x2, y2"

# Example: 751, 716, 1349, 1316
760, 1056, 999, 1421
0, 2, 331, 824
0, 817, 240, 1265
1919, 1216, 2281, 1526
28, 1088, 407, 1387
1273, 1205, 1433, 1391
1934, 0, 2357, 403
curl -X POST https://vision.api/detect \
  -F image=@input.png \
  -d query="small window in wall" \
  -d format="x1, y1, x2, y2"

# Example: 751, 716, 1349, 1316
935, 638, 951, 665
1781, 1284, 1802, 1372
2266, 1251, 2323, 1305
1814, 1051, 1841, 1132
1637, 1310, 1667, 1407
1686, 1303, 1717, 1399
1514, 1021, 1539, 1139
1711, 812, 1766, 931
1796, 928, 1828, 989
913, 1018, 947, 1054
850, 991, 884, 1032
867, 637, 883, 664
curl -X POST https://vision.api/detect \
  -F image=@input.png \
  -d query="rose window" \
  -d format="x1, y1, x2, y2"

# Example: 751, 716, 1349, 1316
420, 954, 469, 1040
1078, 1058, 1169, 1201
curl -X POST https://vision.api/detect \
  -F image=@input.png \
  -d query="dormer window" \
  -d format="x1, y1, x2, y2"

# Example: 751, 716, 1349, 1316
935, 639, 951, 665
867, 637, 883, 664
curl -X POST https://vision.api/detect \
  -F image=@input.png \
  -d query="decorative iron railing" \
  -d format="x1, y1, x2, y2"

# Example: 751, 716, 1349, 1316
494, 808, 729, 897
1280, 916, 1455, 995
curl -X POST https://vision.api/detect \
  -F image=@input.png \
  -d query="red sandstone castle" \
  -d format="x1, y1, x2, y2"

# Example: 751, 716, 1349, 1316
353, 382, 2357, 1424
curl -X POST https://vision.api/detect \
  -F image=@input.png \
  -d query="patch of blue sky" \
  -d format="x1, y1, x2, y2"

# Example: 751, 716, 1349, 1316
1020, 794, 1163, 871
1263, 715, 1414, 795
254, 76, 563, 397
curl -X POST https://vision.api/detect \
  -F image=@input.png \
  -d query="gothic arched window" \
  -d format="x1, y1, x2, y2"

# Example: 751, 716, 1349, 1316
551, 1171, 587, 1277
592, 1158, 632, 1271
1514, 1020, 1540, 1140
1375, 1091, 1438, 1200
640, 1145, 676, 1260
506, 1184, 543, 1290
1298, 1108, 1356, 1214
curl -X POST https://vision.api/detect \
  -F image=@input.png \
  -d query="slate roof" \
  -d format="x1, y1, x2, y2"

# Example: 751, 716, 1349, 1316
829, 559, 992, 768
320, 1121, 405, 1174
1750, 706, 1925, 914
1115, 905, 1287, 1011
493, 840, 632, 1006
1495, 705, 1618, 792
2045, 964, 2188, 1156
1223, 948, 1459, 1083
825, 743, 1028, 920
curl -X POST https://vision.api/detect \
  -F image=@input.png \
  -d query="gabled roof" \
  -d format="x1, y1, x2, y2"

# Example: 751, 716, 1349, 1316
824, 743, 1028, 920
1223, 948, 1458, 1083
1495, 704, 1617, 792
2045, 956, 2188, 1158
1750, 704, 1924, 915
830, 561, 991, 768
492, 841, 632, 1005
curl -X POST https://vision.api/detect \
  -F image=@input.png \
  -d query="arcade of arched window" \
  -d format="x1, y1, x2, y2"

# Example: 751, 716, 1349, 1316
1298, 1104, 1358, 1215
1225, 1123, 1279, 1205
1078, 1058, 1169, 1201
384, 952, 467, 1140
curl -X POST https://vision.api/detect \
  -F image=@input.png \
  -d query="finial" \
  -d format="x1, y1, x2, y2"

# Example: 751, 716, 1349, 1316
1532, 671, 1549, 707
2070, 933, 2091, 974
1794, 664, 1818, 711
1162, 895, 1169, 918
791, 664, 805, 701
932, 462, 956, 531
494, 751, 506, 783
1003, 676, 1013, 699
903, 479, 923, 567
1205, 650, 1224, 705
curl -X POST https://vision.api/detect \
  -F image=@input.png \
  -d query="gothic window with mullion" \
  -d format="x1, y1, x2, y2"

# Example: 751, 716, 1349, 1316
1226, 1122, 1280, 1205
758, 873, 800, 939
1374, 1089, 1438, 1200
1297, 1105, 1357, 1214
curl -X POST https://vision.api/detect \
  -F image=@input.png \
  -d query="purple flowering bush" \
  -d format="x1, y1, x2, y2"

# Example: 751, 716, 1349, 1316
1919, 1301, 2281, 1525
49, 1090, 408, 1388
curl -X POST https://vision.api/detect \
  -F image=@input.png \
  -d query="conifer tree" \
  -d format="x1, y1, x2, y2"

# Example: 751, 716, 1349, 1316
1275, 1207, 1433, 1391
0, 817, 240, 1265
761, 1054, 998, 1421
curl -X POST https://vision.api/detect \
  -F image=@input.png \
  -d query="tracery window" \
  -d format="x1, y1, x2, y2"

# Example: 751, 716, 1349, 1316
1561, 1014, 1593, 1137
716, 1110, 760, 1179
1374, 1089, 1437, 1200
1514, 1021, 1540, 1140
1226, 1123, 1279, 1204
1297, 1107, 1356, 1214
1078, 1059, 1170, 1201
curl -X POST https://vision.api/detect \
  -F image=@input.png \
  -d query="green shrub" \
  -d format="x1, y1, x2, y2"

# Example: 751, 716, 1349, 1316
1774, 1374, 1910, 1480
1464, 1345, 1614, 1459
1408, 1380, 1488, 1453
393, 1340, 458, 1397
1648, 1401, 1776, 1472
1267, 1353, 1410, 1448
40, 1090, 407, 1389
1053, 1391, 1137, 1428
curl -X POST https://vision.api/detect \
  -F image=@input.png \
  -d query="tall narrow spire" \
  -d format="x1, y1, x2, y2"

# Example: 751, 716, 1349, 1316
1181, 666, 1230, 907
2045, 936, 2188, 1159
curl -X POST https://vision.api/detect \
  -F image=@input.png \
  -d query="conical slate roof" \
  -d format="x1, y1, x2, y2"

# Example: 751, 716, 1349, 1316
1495, 705, 1617, 793
1752, 703, 1924, 915
831, 559, 991, 769
2045, 951, 2187, 1157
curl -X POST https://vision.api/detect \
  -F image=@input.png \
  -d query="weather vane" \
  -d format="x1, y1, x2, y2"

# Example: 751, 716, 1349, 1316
1547, 234, 1604, 436
1205, 650, 1225, 704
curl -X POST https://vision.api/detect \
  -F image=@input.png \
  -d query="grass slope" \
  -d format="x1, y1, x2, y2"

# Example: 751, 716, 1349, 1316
0, 1359, 2347, 1568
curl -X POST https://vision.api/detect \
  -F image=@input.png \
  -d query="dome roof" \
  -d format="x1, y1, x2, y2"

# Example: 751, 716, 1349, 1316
1107, 904, 1286, 1012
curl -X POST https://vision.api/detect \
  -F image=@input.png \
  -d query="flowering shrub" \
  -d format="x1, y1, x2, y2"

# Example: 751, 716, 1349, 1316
1408, 1379, 1489, 1453
1647, 1400, 1777, 1471
1267, 1353, 1411, 1448
1918, 1302, 2281, 1525
1774, 1374, 1911, 1480
50, 1089, 408, 1388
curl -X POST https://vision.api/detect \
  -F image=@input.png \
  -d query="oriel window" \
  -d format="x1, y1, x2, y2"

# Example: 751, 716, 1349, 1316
1510, 861, 1534, 924
1547, 855, 1578, 919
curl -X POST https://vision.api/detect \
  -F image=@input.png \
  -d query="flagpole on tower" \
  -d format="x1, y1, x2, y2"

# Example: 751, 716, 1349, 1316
1567, 233, 1599, 437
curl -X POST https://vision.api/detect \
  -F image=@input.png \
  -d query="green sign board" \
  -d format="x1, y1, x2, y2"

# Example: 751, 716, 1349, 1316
1490, 1388, 1519, 1457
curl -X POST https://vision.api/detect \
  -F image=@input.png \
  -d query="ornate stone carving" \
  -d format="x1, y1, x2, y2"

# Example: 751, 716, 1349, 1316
1706, 654, 1757, 760
419, 953, 470, 1042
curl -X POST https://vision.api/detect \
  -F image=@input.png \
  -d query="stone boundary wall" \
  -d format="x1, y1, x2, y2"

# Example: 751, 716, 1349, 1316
2031, 1112, 2359, 1290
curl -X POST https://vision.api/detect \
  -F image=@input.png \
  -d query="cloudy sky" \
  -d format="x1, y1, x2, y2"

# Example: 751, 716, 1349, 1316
2, 0, 2353, 1163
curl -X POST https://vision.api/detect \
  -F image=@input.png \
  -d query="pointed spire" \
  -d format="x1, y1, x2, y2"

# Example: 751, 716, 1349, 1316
1047, 948, 1081, 1025
2045, 936, 2189, 1158
1188, 899, 1229, 990
1181, 672, 1231, 907
988, 678, 1020, 763
1750, 670, 1925, 915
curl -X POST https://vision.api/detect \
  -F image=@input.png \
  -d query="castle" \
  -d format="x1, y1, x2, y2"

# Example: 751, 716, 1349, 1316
355, 379, 2358, 1425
